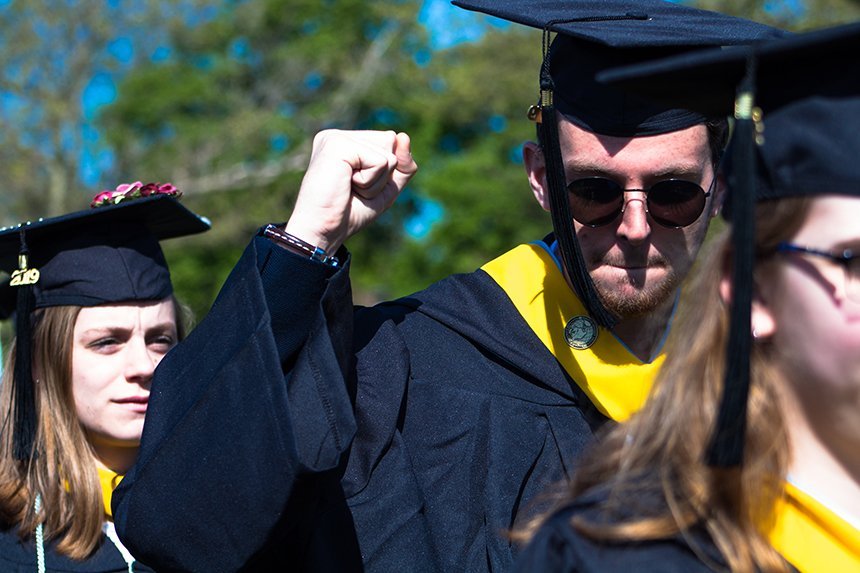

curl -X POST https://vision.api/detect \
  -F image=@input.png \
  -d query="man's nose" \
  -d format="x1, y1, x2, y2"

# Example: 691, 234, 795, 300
616, 193, 651, 245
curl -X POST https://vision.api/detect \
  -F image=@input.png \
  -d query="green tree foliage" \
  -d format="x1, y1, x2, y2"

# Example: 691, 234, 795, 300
0, 0, 214, 222
101, 0, 431, 193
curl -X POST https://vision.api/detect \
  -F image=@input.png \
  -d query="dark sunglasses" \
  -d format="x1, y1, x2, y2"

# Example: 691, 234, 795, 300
566, 176, 715, 228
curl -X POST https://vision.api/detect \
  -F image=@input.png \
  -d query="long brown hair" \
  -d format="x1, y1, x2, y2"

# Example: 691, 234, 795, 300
0, 297, 188, 559
518, 197, 812, 573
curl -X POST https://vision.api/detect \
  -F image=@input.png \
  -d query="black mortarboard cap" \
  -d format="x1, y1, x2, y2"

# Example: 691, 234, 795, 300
0, 192, 210, 460
599, 21, 860, 466
452, 0, 786, 328
454, 0, 785, 134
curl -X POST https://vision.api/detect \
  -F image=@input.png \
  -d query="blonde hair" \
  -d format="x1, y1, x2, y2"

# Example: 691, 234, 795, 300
517, 197, 812, 573
0, 297, 187, 559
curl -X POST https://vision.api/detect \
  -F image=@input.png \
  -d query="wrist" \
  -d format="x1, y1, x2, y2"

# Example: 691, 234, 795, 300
262, 224, 340, 268
283, 216, 335, 249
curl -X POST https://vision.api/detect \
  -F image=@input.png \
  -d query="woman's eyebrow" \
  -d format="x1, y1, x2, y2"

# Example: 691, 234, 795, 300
145, 322, 178, 333
76, 328, 130, 345
79, 326, 130, 336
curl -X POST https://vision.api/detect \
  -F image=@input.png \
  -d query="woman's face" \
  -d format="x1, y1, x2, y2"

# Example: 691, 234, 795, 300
71, 298, 177, 462
763, 195, 860, 438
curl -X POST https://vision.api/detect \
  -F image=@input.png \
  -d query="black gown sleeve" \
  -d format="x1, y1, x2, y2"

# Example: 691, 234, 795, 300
112, 236, 362, 572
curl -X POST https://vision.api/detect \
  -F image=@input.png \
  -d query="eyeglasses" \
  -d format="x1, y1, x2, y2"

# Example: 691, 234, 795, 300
566, 176, 715, 228
777, 242, 860, 302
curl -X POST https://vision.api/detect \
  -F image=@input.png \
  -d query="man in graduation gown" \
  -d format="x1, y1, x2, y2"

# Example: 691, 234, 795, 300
112, 2, 785, 571
514, 20, 860, 573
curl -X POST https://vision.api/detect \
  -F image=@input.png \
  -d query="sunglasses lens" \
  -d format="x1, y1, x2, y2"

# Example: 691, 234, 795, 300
567, 178, 624, 226
647, 181, 707, 227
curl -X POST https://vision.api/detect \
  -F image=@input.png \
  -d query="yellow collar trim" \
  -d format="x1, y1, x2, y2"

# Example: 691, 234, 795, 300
97, 467, 124, 519
768, 481, 860, 572
481, 243, 662, 421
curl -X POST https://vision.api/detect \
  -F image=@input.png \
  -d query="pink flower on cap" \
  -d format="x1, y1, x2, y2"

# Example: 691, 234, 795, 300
91, 181, 182, 208
139, 183, 159, 197
115, 181, 143, 195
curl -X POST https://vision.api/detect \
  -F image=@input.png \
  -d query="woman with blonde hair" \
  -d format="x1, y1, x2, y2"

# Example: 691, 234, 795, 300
514, 23, 860, 573
0, 185, 208, 572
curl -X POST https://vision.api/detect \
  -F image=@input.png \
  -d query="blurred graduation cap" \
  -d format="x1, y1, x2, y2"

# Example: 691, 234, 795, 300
598, 21, 860, 466
0, 190, 210, 461
452, 0, 785, 328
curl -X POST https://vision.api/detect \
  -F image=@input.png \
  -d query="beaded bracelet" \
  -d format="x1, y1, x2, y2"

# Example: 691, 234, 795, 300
263, 224, 340, 268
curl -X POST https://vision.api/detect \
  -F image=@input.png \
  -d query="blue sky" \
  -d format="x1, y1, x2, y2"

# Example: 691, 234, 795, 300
418, 0, 502, 49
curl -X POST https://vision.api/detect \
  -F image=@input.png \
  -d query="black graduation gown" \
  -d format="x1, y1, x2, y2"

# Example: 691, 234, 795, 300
113, 236, 608, 572
0, 525, 154, 573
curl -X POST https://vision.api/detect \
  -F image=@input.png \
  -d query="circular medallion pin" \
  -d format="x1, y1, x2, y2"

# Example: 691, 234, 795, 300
564, 316, 598, 350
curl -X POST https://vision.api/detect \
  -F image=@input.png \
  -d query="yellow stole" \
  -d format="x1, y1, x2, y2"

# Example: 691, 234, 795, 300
481, 243, 663, 421
97, 467, 124, 519
767, 482, 860, 572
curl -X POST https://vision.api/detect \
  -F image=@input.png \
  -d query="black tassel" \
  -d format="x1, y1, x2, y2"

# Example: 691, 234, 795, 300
707, 55, 759, 467
12, 228, 38, 461
537, 27, 617, 330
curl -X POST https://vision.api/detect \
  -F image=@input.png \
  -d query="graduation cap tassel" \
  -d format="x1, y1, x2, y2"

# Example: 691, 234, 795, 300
11, 228, 39, 461
707, 54, 760, 468
537, 29, 617, 330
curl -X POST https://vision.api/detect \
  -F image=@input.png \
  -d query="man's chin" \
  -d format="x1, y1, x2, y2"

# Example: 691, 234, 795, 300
593, 276, 678, 319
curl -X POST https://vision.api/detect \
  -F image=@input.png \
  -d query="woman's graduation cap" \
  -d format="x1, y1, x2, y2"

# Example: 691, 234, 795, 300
0, 190, 210, 461
598, 21, 860, 466
451, 0, 785, 329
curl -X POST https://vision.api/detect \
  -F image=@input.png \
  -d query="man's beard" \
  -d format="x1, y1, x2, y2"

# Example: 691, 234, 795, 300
590, 255, 681, 319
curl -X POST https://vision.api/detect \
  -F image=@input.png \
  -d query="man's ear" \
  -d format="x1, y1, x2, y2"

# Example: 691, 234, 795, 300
709, 172, 727, 218
523, 141, 551, 212
719, 274, 776, 339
